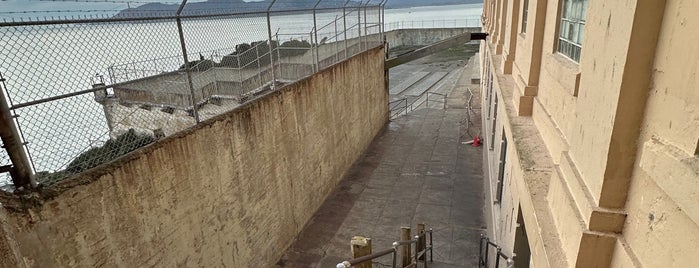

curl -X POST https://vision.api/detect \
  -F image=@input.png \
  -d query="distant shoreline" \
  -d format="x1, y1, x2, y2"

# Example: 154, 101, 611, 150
113, 2, 484, 18
386, 3, 483, 9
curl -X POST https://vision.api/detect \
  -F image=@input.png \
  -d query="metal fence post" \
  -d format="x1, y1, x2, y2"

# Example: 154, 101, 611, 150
343, 0, 350, 60
276, 33, 282, 79
256, 45, 263, 86
309, 31, 317, 72
357, 5, 362, 51
175, 0, 200, 123
0, 73, 35, 188
362, 2, 368, 49
312, 0, 322, 72
495, 247, 502, 268
334, 18, 340, 62
237, 55, 243, 95
266, 0, 278, 89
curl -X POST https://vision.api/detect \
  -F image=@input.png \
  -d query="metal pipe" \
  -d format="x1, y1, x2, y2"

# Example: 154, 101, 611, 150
0, 73, 35, 188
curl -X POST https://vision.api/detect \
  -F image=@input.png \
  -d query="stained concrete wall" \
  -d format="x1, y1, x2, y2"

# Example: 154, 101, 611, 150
385, 27, 481, 48
0, 47, 388, 268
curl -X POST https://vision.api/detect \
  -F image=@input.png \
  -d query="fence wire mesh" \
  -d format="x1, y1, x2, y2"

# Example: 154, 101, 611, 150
0, 1, 387, 189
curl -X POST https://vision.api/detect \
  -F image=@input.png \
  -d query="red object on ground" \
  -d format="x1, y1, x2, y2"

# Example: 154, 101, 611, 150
472, 135, 481, 147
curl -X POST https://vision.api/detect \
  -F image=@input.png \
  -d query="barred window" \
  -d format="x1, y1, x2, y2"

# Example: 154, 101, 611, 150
557, 0, 587, 62
521, 0, 529, 33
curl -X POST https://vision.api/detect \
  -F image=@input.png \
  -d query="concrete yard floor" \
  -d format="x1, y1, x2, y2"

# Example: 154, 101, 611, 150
277, 58, 486, 268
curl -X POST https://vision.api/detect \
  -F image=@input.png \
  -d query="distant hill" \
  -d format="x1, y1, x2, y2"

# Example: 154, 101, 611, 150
114, 0, 482, 18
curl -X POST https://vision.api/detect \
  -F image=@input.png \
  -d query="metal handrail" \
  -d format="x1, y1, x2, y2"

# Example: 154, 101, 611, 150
337, 247, 397, 268
479, 234, 514, 268
337, 228, 433, 268
426, 92, 447, 109
389, 97, 408, 119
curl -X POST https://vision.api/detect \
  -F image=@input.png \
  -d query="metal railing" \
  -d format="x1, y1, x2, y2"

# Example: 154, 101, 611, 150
0, 0, 389, 190
465, 87, 475, 132
337, 228, 434, 268
426, 92, 447, 109
389, 98, 409, 119
479, 234, 514, 268
389, 91, 448, 120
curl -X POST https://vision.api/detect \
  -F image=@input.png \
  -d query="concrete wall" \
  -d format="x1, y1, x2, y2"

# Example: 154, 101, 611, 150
481, 0, 699, 267
385, 27, 481, 48
619, 1, 699, 267
0, 47, 388, 267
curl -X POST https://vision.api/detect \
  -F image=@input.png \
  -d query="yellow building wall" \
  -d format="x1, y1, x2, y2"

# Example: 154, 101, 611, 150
481, 0, 698, 267
619, 0, 699, 266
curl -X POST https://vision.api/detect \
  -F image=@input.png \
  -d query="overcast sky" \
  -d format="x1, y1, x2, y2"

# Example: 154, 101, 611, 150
0, 0, 262, 19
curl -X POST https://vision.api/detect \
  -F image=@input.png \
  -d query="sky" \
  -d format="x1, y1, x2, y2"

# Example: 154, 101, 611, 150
0, 0, 262, 19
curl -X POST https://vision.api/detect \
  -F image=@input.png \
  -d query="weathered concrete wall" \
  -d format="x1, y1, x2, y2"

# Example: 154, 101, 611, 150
385, 27, 481, 48
0, 47, 388, 268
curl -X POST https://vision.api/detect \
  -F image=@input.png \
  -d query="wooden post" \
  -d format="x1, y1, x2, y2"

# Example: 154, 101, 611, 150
401, 226, 412, 267
351, 236, 372, 268
417, 223, 426, 261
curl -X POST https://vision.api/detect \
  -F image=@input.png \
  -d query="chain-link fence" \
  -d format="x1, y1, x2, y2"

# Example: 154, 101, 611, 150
0, 0, 389, 190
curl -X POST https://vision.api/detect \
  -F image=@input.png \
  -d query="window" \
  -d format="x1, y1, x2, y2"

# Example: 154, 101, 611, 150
496, 132, 508, 204
490, 94, 498, 150
521, 0, 529, 33
557, 0, 588, 62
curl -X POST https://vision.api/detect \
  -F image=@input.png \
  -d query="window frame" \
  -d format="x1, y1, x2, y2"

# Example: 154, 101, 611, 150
556, 0, 587, 62
521, 0, 529, 34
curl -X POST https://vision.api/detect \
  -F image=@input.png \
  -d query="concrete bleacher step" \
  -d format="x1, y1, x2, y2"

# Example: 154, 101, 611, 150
403, 71, 449, 97
390, 71, 430, 95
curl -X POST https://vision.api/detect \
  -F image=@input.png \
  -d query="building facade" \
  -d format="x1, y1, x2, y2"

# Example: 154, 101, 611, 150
479, 0, 699, 267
